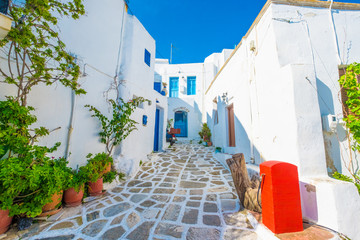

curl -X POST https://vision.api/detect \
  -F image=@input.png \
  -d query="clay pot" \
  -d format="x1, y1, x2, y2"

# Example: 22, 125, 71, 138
42, 191, 63, 213
0, 209, 13, 234
207, 142, 212, 146
102, 163, 111, 175
64, 185, 84, 207
88, 178, 103, 196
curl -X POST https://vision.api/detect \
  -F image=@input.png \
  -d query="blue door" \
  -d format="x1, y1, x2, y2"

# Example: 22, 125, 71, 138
154, 109, 160, 151
174, 111, 188, 137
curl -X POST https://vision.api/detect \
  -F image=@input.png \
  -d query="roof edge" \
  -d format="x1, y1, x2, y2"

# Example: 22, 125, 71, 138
205, 0, 360, 95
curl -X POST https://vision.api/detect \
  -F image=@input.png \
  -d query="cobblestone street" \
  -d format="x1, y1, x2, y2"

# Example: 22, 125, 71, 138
8, 143, 258, 240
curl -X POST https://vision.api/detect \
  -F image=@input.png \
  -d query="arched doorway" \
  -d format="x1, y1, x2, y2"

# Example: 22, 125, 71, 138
174, 111, 188, 137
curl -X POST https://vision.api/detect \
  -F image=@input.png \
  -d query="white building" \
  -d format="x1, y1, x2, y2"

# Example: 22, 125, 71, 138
156, 0, 360, 239
155, 49, 232, 141
0, 0, 168, 177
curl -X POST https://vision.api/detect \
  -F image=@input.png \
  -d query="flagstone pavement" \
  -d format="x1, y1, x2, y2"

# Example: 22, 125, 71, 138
6, 143, 258, 240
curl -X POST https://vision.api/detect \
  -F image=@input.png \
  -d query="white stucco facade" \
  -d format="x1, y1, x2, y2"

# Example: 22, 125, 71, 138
0, 0, 167, 177
204, 1, 360, 239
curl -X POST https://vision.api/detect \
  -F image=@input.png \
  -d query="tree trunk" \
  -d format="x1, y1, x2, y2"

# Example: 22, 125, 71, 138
227, 153, 261, 213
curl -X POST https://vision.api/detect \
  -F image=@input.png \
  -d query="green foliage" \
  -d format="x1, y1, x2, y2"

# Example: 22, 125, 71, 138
84, 153, 113, 183
139, 160, 143, 166
0, 156, 68, 217
64, 166, 87, 192
198, 140, 203, 144
0, 0, 86, 106
333, 172, 360, 195
85, 97, 149, 156
167, 119, 173, 129
103, 171, 116, 184
0, 98, 52, 159
339, 63, 360, 152
199, 123, 211, 141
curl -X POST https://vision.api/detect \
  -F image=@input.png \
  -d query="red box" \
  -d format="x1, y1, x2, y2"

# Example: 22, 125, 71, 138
260, 161, 303, 234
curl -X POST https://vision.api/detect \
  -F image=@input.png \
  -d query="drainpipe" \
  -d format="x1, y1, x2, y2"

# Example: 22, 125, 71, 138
202, 63, 206, 123
65, 90, 77, 159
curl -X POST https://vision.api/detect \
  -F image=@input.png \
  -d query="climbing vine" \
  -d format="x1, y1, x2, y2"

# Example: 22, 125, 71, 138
337, 62, 360, 190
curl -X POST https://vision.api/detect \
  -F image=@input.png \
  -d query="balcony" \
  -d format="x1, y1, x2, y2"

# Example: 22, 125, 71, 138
0, 1, 11, 39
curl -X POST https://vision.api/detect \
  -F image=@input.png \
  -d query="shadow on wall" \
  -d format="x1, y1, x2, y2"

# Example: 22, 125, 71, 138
168, 98, 202, 139
316, 78, 343, 175
207, 97, 262, 165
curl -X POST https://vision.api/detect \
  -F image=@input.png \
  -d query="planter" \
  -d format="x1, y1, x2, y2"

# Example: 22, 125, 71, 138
207, 142, 213, 146
0, 209, 13, 234
88, 178, 103, 196
39, 191, 63, 217
64, 185, 84, 207
102, 163, 111, 175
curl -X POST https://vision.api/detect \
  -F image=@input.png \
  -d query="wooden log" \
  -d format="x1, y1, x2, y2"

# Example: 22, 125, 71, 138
227, 153, 262, 213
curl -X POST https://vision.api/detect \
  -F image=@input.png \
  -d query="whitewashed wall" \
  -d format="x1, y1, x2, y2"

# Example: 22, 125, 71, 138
155, 62, 204, 141
204, 2, 360, 239
0, 0, 166, 177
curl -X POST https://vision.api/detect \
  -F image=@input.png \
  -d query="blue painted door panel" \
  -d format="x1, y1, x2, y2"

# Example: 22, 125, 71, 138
154, 109, 160, 151
174, 111, 188, 137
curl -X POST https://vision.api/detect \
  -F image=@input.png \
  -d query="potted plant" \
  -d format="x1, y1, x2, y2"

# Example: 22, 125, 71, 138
85, 153, 113, 196
39, 157, 68, 217
215, 147, 222, 153
0, 209, 13, 234
199, 123, 212, 146
64, 166, 88, 207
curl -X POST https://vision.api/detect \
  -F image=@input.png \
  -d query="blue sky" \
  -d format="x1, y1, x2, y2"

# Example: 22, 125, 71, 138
128, 0, 360, 64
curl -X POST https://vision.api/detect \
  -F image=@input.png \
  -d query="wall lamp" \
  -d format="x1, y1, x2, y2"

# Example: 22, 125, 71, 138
221, 92, 228, 104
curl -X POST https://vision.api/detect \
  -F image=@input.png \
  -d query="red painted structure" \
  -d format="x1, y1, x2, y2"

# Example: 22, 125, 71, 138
260, 161, 303, 234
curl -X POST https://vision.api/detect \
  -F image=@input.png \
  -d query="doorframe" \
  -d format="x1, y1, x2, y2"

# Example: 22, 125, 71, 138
226, 103, 236, 147
174, 110, 188, 138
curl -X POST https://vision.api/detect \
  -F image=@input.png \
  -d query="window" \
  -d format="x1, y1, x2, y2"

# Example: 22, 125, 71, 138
154, 82, 162, 93
169, 77, 179, 98
144, 49, 151, 67
187, 76, 196, 95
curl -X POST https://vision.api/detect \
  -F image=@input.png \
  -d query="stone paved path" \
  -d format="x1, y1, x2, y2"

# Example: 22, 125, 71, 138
13, 143, 258, 240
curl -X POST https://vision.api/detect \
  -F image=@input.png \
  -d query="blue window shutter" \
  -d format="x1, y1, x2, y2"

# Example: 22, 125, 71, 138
170, 77, 179, 97
187, 76, 196, 95
144, 49, 151, 67
154, 82, 161, 93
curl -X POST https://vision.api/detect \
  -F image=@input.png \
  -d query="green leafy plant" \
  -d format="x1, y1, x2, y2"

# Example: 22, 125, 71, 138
65, 166, 88, 192
85, 97, 149, 156
199, 123, 211, 142
0, 156, 67, 217
167, 119, 174, 129
84, 153, 113, 183
338, 62, 360, 188
0, 0, 86, 107
198, 140, 203, 144
103, 171, 117, 184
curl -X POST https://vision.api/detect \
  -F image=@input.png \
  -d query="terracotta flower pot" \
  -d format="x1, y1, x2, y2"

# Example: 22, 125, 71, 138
64, 185, 84, 207
42, 191, 63, 213
207, 142, 212, 146
0, 209, 13, 234
88, 178, 103, 196
102, 163, 111, 175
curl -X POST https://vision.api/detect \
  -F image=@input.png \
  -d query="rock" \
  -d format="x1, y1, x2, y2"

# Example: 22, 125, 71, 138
186, 201, 200, 207
221, 200, 237, 212
186, 227, 220, 240
127, 212, 140, 228
162, 204, 181, 221
223, 229, 257, 240
182, 209, 198, 224
81, 220, 107, 237
50, 221, 75, 231
204, 202, 218, 213
203, 215, 221, 226
100, 226, 126, 240
206, 194, 217, 201
40, 235, 75, 240
155, 223, 183, 238
180, 181, 206, 188
111, 214, 125, 225
86, 211, 100, 222
130, 194, 147, 203
103, 203, 132, 217
126, 221, 155, 240
153, 188, 175, 194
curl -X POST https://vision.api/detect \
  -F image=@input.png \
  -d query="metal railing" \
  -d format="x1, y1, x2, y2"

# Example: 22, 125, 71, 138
0, 0, 9, 15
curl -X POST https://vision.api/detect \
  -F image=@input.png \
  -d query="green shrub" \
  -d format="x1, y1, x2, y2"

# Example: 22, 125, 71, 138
65, 166, 88, 192
85, 153, 113, 183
